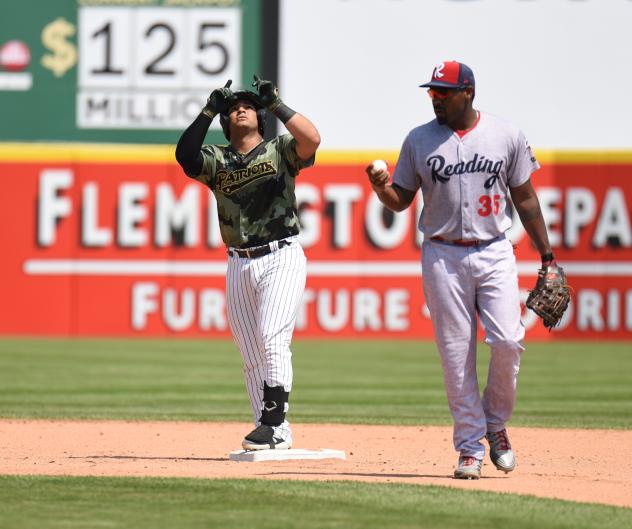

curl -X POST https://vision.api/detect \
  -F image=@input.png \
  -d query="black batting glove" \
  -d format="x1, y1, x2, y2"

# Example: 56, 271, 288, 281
202, 80, 234, 118
252, 74, 296, 124
252, 74, 282, 111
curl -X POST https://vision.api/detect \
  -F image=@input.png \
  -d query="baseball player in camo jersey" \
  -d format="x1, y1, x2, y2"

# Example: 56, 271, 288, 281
367, 61, 559, 479
175, 75, 320, 450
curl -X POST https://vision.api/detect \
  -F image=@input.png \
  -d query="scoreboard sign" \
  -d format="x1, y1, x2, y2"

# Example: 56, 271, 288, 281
0, 0, 261, 143
77, 7, 241, 129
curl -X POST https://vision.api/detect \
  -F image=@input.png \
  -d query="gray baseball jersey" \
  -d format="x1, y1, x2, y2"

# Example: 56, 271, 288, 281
393, 110, 537, 462
392, 112, 540, 241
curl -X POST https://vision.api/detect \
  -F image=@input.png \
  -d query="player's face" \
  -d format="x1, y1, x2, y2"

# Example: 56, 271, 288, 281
228, 100, 259, 134
428, 87, 473, 127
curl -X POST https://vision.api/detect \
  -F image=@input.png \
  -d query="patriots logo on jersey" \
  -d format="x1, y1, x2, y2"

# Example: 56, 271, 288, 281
216, 160, 276, 195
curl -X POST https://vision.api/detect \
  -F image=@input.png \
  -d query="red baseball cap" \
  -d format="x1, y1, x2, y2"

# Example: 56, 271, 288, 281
420, 61, 475, 89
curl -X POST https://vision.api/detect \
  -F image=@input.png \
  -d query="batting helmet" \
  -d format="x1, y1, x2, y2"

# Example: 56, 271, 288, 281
220, 90, 267, 141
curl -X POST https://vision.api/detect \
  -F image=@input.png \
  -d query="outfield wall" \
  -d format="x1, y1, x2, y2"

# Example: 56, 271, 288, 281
2, 1, 631, 339
1, 146, 630, 339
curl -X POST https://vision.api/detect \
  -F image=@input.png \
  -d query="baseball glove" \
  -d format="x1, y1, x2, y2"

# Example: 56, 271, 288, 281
526, 262, 571, 330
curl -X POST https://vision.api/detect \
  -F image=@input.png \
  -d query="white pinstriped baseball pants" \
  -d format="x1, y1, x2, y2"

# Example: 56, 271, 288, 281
422, 235, 525, 460
226, 236, 307, 425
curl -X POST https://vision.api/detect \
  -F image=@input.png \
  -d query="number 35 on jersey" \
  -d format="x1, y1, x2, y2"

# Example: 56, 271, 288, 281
478, 194, 502, 217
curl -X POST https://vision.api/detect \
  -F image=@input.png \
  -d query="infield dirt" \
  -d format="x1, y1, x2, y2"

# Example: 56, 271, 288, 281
1, 420, 630, 508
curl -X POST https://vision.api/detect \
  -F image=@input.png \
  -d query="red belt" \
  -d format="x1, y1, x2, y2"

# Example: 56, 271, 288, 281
430, 236, 494, 247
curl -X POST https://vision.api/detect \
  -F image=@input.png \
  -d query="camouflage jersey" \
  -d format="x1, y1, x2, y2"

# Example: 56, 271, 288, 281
193, 134, 314, 248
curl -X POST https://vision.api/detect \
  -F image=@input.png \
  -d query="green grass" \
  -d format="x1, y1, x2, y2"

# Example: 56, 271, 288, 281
1, 339, 630, 527
0, 475, 630, 529
0, 338, 630, 428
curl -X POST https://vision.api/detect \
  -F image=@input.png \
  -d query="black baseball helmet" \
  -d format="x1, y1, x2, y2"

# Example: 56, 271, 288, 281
220, 90, 267, 140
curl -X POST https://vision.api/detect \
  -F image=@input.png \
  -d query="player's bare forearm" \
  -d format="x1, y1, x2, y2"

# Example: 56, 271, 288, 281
284, 113, 321, 160
373, 184, 415, 212
510, 180, 552, 257
517, 205, 551, 256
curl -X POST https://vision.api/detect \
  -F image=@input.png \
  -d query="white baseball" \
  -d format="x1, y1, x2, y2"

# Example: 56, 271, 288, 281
371, 159, 387, 173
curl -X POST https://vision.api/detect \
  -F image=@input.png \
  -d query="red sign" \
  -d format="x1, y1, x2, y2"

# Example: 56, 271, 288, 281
1, 154, 631, 339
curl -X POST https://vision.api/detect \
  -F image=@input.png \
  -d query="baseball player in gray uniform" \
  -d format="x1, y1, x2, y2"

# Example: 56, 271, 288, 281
367, 61, 558, 479
175, 76, 320, 450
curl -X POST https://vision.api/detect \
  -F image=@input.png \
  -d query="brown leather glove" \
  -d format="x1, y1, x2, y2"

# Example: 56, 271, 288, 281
526, 262, 571, 330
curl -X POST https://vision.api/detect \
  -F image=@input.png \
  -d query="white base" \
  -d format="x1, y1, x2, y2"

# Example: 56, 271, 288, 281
229, 448, 346, 462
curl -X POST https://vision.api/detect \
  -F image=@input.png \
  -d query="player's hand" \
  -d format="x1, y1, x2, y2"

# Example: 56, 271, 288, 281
366, 161, 389, 190
203, 80, 234, 118
252, 74, 282, 110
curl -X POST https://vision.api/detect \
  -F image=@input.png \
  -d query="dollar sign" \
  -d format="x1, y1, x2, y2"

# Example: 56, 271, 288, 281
41, 17, 77, 78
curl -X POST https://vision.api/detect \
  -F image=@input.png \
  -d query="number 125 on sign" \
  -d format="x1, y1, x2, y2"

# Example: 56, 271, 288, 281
78, 7, 241, 89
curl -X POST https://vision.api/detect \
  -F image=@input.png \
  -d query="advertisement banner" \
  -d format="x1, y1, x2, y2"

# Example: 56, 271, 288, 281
1, 147, 631, 339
